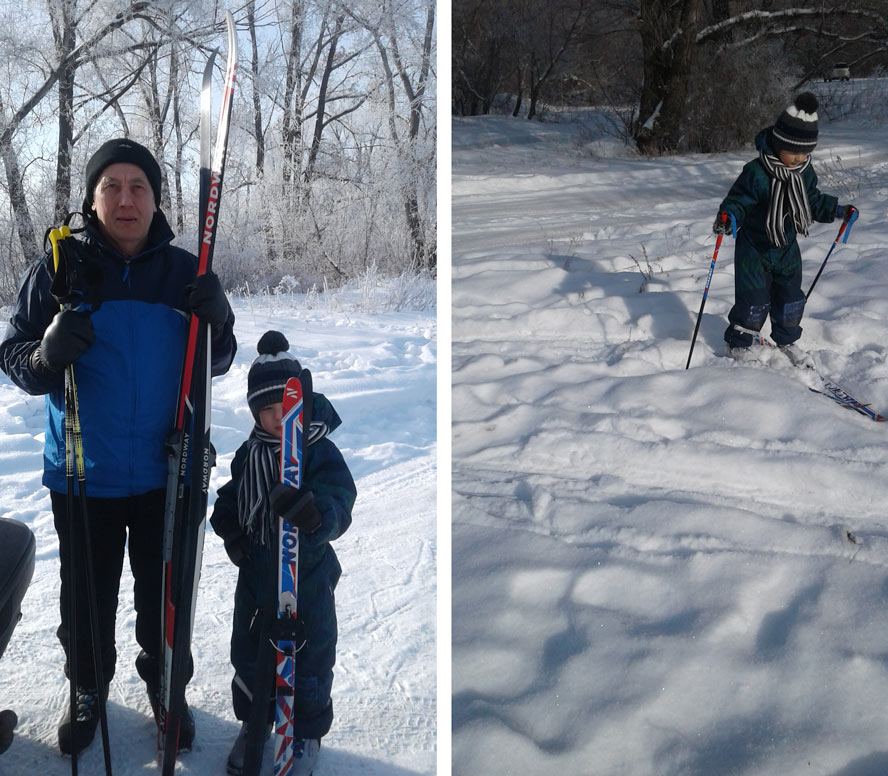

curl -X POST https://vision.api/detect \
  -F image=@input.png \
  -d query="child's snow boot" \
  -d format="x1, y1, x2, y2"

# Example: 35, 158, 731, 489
780, 343, 814, 369
292, 737, 321, 775
226, 720, 271, 775
726, 344, 753, 361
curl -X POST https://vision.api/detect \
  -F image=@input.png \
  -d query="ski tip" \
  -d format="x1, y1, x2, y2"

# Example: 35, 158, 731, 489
225, 10, 238, 59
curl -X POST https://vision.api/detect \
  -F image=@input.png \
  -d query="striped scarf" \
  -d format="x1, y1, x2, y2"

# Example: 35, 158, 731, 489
236, 426, 280, 547
759, 149, 812, 247
235, 420, 328, 546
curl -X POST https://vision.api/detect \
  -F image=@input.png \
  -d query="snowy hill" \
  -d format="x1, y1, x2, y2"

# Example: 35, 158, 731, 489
0, 286, 437, 774
452, 83, 888, 775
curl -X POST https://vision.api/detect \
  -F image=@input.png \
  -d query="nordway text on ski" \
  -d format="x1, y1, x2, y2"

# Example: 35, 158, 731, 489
201, 171, 222, 248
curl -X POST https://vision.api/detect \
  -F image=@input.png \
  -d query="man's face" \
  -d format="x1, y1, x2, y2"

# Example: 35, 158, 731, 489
91, 162, 156, 257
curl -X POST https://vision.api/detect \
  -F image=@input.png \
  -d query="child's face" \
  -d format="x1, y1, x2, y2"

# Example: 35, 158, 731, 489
778, 148, 809, 168
258, 402, 284, 437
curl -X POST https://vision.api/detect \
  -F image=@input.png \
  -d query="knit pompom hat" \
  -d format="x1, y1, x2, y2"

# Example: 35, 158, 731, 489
83, 138, 162, 215
247, 331, 303, 420
771, 92, 819, 153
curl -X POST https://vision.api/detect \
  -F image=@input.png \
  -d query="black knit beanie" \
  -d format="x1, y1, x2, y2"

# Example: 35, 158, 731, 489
771, 92, 819, 153
247, 331, 303, 420
82, 138, 162, 215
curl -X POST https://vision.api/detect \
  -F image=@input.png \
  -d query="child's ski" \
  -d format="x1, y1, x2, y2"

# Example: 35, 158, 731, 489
158, 13, 237, 775
730, 335, 888, 422
241, 372, 313, 776
810, 379, 888, 422
274, 373, 313, 775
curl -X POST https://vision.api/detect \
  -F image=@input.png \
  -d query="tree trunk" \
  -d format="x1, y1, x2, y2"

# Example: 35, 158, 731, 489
52, 3, 77, 223
305, 15, 344, 182
379, 0, 436, 271
172, 42, 185, 234
656, 0, 702, 151
635, 0, 702, 153
246, 0, 277, 265
527, 54, 540, 120
247, 0, 265, 176
0, 92, 38, 261
512, 64, 524, 117
281, 0, 305, 198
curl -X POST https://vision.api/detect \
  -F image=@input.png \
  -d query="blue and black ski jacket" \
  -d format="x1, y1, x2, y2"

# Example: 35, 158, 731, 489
0, 212, 236, 497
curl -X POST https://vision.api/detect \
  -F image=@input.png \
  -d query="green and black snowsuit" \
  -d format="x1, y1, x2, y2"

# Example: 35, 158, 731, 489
719, 128, 839, 348
210, 392, 356, 740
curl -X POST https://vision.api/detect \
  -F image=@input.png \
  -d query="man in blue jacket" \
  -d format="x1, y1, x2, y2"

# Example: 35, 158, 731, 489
0, 138, 236, 755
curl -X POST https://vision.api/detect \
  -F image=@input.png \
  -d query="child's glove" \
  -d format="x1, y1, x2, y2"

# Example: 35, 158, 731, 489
269, 484, 322, 534
224, 530, 251, 567
712, 211, 732, 235
836, 204, 858, 223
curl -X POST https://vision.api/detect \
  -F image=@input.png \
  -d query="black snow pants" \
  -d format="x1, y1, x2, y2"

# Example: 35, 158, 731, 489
51, 488, 190, 691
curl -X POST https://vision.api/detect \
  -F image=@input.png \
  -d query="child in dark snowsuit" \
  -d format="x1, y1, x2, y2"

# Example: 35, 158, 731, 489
210, 331, 356, 775
713, 92, 857, 361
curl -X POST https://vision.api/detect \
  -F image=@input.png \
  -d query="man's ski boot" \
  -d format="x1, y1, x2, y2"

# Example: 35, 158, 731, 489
0, 709, 17, 755
58, 684, 108, 755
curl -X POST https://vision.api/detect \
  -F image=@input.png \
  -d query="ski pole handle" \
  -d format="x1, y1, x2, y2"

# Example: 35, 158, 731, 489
841, 206, 858, 242
48, 225, 72, 274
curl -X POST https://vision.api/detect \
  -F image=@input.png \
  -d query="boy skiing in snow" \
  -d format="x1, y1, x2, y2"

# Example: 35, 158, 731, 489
713, 92, 857, 362
210, 330, 356, 775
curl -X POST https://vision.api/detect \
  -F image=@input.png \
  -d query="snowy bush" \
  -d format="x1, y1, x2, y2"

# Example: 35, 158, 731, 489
229, 265, 435, 315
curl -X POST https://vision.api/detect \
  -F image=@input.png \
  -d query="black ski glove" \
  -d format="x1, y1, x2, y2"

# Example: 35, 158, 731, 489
224, 530, 251, 567
187, 271, 229, 327
30, 309, 95, 374
269, 485, 322, 535
837, 204, 858, 223
712, 211, 732, 235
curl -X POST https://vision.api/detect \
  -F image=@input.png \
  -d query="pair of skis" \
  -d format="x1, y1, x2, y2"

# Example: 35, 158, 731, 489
158, 15, 310, 772
243, 374, 314, 776
157, 11, 237, 775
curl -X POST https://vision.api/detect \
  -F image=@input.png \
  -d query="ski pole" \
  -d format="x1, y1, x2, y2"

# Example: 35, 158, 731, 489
805, 206, 858, 300
52, 228, 82, 776
50, 229, 114, 776
686, 212, 735, 369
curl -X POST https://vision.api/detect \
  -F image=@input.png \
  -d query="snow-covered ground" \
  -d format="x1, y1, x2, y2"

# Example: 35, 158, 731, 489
452, 80, 888, 775
0, 283, 437, 774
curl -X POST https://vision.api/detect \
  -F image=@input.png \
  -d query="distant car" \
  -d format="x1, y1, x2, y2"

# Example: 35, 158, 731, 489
826, 63, 851, 82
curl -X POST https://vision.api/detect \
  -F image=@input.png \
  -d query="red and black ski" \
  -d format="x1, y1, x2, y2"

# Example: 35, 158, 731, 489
158, 12, 237, 775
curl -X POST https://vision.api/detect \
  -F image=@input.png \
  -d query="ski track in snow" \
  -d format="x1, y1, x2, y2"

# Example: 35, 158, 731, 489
0, 293, 436, 775
453, 82, 888, 776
